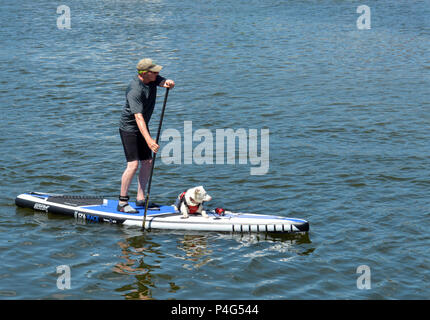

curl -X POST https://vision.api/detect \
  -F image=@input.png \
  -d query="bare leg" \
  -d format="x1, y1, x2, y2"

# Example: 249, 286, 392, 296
120, 160, 139, 204
137, 159, 152, 201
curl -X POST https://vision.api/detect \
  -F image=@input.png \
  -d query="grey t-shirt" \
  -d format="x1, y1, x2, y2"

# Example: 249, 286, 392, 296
119, 75, 165, 132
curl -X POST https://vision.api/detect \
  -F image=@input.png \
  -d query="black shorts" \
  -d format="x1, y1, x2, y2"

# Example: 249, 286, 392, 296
119, 129, 152, 162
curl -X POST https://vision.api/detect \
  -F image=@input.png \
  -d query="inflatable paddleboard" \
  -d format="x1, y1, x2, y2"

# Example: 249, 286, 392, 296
15, 192, 309, 233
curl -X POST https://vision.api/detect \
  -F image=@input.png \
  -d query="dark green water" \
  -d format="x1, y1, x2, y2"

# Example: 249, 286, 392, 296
0, 0, 429, 299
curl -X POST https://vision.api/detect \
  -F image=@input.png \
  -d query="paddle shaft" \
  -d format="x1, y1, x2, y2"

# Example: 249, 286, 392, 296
142, 87, 169, 230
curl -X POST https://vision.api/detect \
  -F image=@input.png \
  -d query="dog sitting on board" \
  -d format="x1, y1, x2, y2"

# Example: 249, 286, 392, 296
174, 186, 212, 219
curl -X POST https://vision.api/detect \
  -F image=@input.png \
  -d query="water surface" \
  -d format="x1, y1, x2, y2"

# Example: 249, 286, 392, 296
0, 0, 429, 299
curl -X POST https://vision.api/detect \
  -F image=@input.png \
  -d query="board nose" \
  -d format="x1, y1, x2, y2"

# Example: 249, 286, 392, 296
295, 221, 309, 232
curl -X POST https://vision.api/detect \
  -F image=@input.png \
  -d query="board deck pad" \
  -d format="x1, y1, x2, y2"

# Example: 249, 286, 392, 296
41, 194, 175, 216
48, 195, 104, 207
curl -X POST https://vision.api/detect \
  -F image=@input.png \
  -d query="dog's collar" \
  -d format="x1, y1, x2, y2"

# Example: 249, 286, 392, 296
179, 192, 203, 207
188, 196, 198, 205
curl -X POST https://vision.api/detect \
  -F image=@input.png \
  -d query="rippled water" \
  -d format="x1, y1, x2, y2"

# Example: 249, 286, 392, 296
0, 0, 429, 299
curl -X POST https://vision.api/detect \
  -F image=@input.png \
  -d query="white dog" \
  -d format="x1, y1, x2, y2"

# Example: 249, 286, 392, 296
174, 186, 212, 219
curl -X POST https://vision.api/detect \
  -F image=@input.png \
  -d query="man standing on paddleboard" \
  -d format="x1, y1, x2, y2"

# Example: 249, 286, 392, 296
118, 58, 175, 213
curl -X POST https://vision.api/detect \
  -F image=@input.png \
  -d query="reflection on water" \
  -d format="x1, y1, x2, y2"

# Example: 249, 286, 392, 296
112, 235, 161, 300
238, 231, 312, 245
177, 234, 213, 270
111, 230, 313, 299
